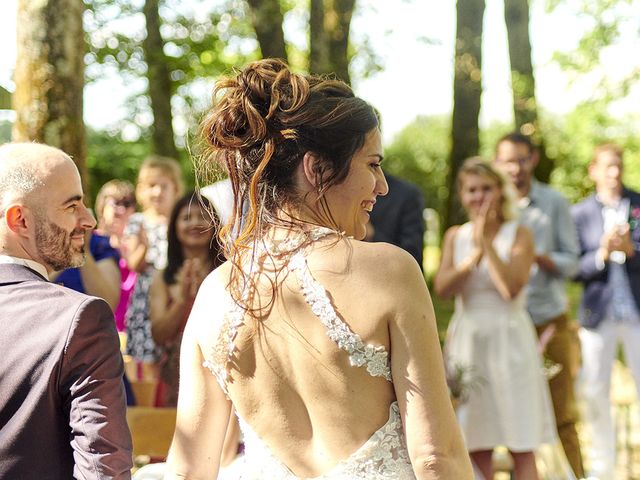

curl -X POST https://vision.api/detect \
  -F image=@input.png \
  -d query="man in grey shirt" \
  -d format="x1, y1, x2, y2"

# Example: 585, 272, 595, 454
493, 133, 583, 478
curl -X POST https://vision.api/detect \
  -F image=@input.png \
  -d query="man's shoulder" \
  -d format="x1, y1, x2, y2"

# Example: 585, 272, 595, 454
625, 186, 640, 203
571, 193, 597, 210
570, 194, 599, 220
4, 273, 109, 314
0, 271, 112, 348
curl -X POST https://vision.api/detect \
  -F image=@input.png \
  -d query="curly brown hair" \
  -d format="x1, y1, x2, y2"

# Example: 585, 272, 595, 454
197, 59, 379, 318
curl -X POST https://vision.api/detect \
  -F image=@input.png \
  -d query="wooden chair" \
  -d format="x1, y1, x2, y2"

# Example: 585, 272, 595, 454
127, 406, 177, 464
129, 380, 158, 407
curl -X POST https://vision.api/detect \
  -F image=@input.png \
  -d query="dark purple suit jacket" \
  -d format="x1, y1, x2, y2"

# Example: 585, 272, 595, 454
0, 263, 132, 479
571, 187, 640, 329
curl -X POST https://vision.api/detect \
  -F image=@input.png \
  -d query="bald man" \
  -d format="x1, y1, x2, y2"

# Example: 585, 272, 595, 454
0, 143, 132, 479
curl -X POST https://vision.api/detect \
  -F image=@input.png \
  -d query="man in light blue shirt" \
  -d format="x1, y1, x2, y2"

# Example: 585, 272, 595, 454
493, 133, 583, 478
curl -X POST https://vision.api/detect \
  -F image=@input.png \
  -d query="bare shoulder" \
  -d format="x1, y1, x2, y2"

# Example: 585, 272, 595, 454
348, 238, 420, 275
189, 260, 233, 331
442, 225, 460, 244
339, 239, 426, 303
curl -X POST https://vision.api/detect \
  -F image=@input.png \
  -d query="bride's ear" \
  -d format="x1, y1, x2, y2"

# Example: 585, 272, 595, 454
302, 152, 323, 187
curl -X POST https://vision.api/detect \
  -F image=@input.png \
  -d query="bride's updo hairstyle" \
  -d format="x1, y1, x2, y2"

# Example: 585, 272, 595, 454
198, 58, 378, 314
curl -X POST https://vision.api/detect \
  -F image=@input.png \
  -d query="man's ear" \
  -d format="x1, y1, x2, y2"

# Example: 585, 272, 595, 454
4, 204, 30, 236
587, 162, 597, 182
302, 152, 323, 187
530, 149, 540, 169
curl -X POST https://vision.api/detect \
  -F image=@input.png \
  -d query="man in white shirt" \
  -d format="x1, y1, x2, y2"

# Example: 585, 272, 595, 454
0, 142, 132, 479
571, 143, 640, 479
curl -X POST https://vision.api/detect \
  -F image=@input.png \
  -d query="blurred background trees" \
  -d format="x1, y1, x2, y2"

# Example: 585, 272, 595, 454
2, 0, 639, 220
13, 0, 89, 195
445, 0, 485, 228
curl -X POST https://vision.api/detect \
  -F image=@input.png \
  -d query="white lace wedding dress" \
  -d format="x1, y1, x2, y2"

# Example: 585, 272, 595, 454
203, 229, 417, 479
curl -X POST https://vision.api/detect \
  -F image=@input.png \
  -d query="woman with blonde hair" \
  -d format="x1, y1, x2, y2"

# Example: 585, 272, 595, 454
165, 59, 473, 479
124, 155, 183, 381
435, 158, 560, 480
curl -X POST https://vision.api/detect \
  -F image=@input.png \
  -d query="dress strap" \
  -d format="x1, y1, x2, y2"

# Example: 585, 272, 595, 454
203, 226, 393, 392
203, 228, 338, 393
289, 251, 392, 382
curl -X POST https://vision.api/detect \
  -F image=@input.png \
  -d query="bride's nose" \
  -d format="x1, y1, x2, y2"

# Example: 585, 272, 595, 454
376, 172, 389, 197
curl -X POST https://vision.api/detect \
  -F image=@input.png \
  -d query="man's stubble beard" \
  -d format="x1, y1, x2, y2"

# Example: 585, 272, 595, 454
35, 214, 87, 271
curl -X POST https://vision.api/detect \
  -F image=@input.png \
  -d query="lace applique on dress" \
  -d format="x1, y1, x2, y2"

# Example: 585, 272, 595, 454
202, 297, 244, 394
289, 251, 392, 382
202, 226, 392, 392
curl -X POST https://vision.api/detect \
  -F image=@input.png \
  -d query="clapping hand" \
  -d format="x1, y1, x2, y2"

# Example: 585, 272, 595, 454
137, 224, 149, 250
173, 259, 208, 305
473, 194, 497, 249
467, 195, 497, 268
601, 223, 634, 257
536, 254, 557, 273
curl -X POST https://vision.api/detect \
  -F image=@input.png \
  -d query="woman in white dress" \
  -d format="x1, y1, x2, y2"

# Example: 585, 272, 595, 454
434, 158, 557, 480
164, 59, 473, 479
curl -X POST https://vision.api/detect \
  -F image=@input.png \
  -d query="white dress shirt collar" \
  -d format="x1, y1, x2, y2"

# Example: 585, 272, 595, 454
0, 255, 49, 280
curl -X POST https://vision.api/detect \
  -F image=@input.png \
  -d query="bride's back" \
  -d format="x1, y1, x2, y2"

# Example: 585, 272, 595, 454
166, 58, 474, 480
202, 237, 399, 476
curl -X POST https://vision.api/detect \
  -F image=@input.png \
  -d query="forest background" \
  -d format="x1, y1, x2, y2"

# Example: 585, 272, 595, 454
1, 0, 639, 241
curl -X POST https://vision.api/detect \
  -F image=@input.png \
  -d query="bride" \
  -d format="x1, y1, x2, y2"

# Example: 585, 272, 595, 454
164, 58, 473, 479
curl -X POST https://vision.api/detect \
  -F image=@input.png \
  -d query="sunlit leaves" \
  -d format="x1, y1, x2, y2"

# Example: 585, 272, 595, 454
383, 115, 452, 223
548, 0, 636, 74
542, 99, 640, 202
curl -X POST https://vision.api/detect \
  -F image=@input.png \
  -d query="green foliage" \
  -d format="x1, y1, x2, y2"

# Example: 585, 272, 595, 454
547, 0, 635, 73
0, 120, 12, 143
0, 86, 11, 110
84, 0, 259, 118
85, 127, 150, 202
381, 105, 640, 246
478, 120, 515, 159
545, 0, 638, 130
541, 0, 639, 201
383, 116, 450, 223
86, 127, 196, 204
383, 116, 517, 232
542, 101, 640, 203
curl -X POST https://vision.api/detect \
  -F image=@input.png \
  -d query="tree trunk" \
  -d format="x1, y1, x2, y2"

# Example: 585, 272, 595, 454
245, 0, 288, 61
325, 0, 355, 84
445, 0, 485, 230
504, 0, 552, 182
309, 0, 329, 74
143, 0, 179, 159
13, 0, 89, 196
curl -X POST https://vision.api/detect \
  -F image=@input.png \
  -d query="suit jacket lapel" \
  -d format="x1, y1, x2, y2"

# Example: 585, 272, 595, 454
590, 195, 605, 239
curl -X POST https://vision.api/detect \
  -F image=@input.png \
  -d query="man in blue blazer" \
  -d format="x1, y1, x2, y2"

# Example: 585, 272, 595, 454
571, 143, 640, 479
368, 173, 425, 269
